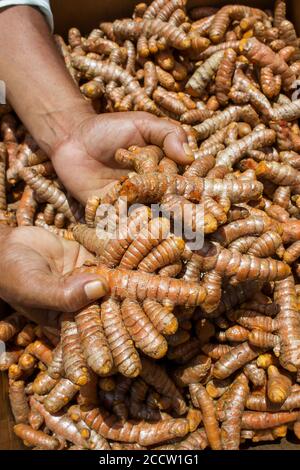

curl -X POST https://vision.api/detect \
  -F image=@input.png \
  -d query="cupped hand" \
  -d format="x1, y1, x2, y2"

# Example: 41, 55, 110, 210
0, 226, 108, 326
51, 111, 192, 204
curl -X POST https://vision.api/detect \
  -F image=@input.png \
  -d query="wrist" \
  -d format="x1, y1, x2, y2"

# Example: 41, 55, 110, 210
33, 98, 95, 156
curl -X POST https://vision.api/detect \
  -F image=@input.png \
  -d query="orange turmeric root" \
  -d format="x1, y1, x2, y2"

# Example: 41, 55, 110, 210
30, 397, 90, 448
267, 365, 292, 404
14, 424, 60, 450
32, 371, 58, 396
213, 342, 261, 380
61, 313, 89, 386
9, 380, 29, 424
26, 340, 52, 367
215, 48, 237, 106
140, 356, 187, 415
73, 224, 108, 256
44, 378, 79, 414
76, 264, 208, 307
173, 354, 211, 387
220, 373, 249, 450
119, 217, 170, 270
101, 297, 141, 377
189, 383, 222, 450
274, 276, 300, 371
20, 168, 82, 223
240, 37, 296, 91
115, 145, 162, 174
241, 410, 300, 429
75, 303, 113, 376
82, 406, 189, 446
0, 313, 24, 342
121, 298, 168, 359
47, 343, 63, 380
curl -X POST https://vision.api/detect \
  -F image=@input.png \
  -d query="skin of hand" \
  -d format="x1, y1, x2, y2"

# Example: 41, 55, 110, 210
52, 111, 193, 204
0, 226, 109, 327
0, 6, 193, 205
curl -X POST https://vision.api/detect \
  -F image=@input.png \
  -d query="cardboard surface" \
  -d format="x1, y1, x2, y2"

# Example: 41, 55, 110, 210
1, 0, 300, 450
0, 373, 24, 450
50, 0, 298, 36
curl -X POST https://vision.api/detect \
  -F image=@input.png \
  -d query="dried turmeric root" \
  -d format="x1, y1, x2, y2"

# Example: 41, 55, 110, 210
256, 160, 300, 186
267, 365, 292, 404
72, 56, 162, 116
213, 216, 273, 247
0, 350, 22, 371
101, 297, 141, 377
26, 340, 52, 366
210, 5, 267, 44
215, 48, 237, 106
186, 51, 225, 97
61, 313, 89, 386
142, 299, 178, 335
189, 383, 222, 450
274, 276, 300, 372
121, 298, 168, 359
113, 19, 191, 50
241, 411, 300, 430
14, 424, 60, 450
219, 373, 249, 450
82, 406, 189, 446
30, 397, 90, 448
119, 217, 170, 269
240, 37, 296, 91
260, 67, 282, 99
32, 371, 58, 396
75, 303, 113, 376
120, 172, 263, 204
98, 205, 150, 268
47, 343, 63, 380
77, 264, 207, 306
138, 235, 185, 272
20, 168, 82, 223
9, 380, 29, 424
73, 224, 108, 256
0, 313, 24, 342
216, 129, 276, 168
161, 193, 218, 234
213, 342, 261, 379
140, 356, 187, 415
198, 244, 290, 284
173, 354, 211, 387
115, 145, 163, 174
44, 378, 79, 414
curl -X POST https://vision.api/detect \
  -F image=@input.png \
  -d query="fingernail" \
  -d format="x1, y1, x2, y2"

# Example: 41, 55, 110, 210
183, 143, 194, 158
84, 280, 108, 300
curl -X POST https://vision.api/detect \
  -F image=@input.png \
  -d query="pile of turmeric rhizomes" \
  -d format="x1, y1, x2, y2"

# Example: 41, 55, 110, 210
2, 0, 300, 451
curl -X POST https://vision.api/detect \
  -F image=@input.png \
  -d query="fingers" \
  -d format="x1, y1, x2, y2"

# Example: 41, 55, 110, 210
0, 227, 111, 314
135, 113, 194, 165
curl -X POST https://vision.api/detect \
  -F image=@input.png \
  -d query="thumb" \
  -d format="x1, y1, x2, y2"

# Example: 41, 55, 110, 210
54, 271, 110, 312
135, 113, 194, 165
14, 270, 109, 313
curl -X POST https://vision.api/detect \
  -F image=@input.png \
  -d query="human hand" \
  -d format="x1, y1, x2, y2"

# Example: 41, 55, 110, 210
51, 111, 193, 204
0, 7, 192, 205
0, 226, 109, 327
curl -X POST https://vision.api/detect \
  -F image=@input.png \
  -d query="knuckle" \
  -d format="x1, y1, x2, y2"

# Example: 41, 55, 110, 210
60, 284, 81, 312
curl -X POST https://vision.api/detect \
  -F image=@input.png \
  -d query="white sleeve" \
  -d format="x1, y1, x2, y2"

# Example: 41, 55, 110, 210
0, 0, 53, 31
